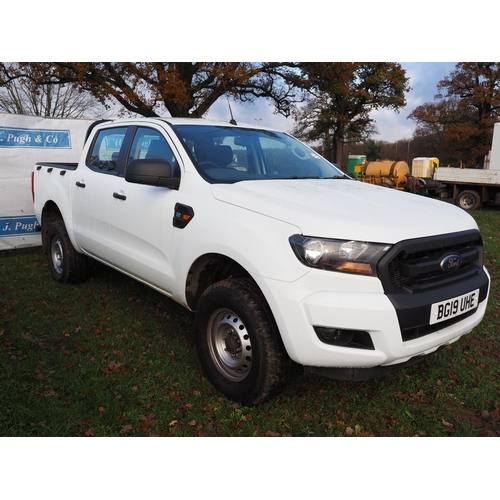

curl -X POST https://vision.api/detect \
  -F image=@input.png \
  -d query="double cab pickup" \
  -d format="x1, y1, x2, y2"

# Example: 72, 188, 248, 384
32, 118, 490, 404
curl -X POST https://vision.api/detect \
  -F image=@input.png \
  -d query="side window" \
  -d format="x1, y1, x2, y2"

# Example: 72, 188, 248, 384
87, 127, 128, 174
128, 127, 178, 171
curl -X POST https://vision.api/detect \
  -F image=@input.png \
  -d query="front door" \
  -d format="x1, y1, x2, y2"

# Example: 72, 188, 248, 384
107, 126, 181, 294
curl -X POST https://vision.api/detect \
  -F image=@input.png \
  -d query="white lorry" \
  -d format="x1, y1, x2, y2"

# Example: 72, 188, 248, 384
410, 122, 500, 210
32, 117, 490, 405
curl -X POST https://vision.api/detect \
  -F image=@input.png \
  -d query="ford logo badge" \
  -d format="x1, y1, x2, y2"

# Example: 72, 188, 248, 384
440, 253, 462, 272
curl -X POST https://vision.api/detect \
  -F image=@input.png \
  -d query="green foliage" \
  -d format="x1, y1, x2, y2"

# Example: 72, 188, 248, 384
1, 206, 499, 436
291, 63, 410, 164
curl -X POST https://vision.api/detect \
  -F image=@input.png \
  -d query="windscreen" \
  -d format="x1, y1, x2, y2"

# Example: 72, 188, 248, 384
170, 124, 347, 183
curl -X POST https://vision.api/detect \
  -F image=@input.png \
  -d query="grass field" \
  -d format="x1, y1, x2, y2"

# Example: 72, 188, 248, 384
1, 205, 499, 437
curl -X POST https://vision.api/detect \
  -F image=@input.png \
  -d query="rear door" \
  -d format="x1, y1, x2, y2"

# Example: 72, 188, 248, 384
71, 126, 129, 264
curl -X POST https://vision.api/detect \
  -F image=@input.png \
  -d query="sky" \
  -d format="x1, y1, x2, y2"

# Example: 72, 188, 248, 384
0, 59, 458, 142
206, 62, 459, 143
0, 5, 491, 144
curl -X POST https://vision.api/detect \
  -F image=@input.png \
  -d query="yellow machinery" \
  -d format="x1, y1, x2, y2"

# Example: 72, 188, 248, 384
361, 160, 410, 190
411, 157, 439, 179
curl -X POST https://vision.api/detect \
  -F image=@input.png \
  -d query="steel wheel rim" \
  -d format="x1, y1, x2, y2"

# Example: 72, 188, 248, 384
460, 194, 475, 209
50, 237, 64, 275
206, 308, 253, 382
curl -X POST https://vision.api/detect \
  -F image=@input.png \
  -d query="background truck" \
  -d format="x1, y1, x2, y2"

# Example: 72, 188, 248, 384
408, 122, 500, 209
32, 117, 490, 405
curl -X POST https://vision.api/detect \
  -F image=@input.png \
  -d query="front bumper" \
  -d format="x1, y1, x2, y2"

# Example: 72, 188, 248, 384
257, 265, 490, 376
303, 347, 446, 381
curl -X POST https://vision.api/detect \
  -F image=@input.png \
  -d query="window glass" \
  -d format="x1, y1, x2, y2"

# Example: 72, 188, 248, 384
128, 127, 177, 170
87, 127, 128, 173
171, 124, 345, 183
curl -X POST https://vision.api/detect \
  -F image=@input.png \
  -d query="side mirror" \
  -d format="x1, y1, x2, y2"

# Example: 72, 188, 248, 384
125, 159, 180, 189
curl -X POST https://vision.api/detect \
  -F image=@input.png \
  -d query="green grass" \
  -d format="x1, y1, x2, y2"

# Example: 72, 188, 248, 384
1, 206, 499, 437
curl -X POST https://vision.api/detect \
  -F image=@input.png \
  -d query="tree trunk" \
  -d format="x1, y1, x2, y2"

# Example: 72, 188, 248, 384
334, 137, 343, 166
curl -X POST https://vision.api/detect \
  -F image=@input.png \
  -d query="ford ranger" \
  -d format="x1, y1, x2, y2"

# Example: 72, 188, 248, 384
32, 117, 490, 405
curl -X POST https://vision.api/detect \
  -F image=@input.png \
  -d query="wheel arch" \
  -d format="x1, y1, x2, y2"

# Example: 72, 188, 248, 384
185, 253, 255, 311
40, 201, 63, 251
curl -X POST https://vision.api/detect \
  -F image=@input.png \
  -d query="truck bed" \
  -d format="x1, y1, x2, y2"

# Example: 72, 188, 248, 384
434, 167, 500, 186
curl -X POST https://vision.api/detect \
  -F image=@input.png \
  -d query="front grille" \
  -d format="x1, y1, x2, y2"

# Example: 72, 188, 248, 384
377, 229, 487, 342
379, 230, 483, 295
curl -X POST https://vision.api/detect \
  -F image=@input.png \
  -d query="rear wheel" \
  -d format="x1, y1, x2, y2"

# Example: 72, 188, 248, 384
194, 278, 290, 405
46, 219, 89, 284
455, 189, 482, 211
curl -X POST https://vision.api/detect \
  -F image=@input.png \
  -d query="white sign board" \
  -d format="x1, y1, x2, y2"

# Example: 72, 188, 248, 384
0, 113, 94, 250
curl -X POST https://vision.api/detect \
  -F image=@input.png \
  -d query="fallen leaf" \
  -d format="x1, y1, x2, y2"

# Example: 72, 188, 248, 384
346, 427, 354, 435
266, 431, 281, 437
490, 408, 500, 420
482, 430, 500, 437
442, 419, 454, 433
139, 413, 156, 422
120, 424, 133, 435
480, 410, 491, 420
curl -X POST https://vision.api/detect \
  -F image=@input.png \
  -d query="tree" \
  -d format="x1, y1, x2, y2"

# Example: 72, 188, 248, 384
0, 62, 303, 119
0, 75, 104, 118
290, 63, 410, 164
363, 140, 382, 161
409, 62, 500, 167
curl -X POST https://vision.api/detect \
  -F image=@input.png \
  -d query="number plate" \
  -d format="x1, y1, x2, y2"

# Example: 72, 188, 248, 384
430, 289, 479, 325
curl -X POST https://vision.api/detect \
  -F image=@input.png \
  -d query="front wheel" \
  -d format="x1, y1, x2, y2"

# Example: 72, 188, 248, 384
194, 278, 290, 405
46, 219, 89, 284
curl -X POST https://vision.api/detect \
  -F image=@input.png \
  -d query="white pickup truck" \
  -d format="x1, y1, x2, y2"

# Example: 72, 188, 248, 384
32, 117, 490, 405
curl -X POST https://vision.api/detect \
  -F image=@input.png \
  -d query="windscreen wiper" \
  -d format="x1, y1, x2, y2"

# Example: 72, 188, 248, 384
288, 175, 321, 179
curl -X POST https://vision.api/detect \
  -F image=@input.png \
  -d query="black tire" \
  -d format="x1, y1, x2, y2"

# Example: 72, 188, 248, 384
455, 189, 482, 211
194, 277, 291, 405
46, 219, 89, 284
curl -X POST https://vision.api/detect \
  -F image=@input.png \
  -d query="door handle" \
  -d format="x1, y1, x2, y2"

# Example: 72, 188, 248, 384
75, 181, 86, 188
113, 192, 127, 201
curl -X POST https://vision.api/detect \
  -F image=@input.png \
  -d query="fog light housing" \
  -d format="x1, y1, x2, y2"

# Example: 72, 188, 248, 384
314, 326, 374, 350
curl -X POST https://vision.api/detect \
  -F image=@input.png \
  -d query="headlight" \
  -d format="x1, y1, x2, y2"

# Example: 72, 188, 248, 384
289, 235, 392, 276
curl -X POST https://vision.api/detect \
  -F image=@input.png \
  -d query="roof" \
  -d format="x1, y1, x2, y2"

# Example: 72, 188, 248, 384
103, 116, 276, 131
